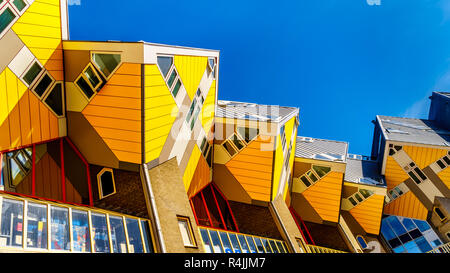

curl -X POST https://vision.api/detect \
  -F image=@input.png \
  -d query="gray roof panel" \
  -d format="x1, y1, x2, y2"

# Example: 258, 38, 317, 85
344, 158, 386, 186
295, 136, 348, 163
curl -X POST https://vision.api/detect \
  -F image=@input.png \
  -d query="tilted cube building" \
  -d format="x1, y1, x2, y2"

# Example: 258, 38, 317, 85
0, 0, 448, 253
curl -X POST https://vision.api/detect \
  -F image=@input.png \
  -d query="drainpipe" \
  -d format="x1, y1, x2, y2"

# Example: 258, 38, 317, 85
269, 201, 303, 253
142, 163, 166, 253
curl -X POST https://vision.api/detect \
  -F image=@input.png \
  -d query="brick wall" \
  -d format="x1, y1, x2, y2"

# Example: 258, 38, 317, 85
90, 165, 149, 218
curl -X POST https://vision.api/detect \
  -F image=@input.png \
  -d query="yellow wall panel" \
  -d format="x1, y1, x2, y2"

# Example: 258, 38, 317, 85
201, 80, 216, 134
349, 194, 384, 235
403, 145, 448, 169
183, 145, 202, 191
384, 191, 428, 220
385, 156, 409, 189
225, 135, 274, 202
302, 171, 343, 223
174, 55, 207, 100
437, 167, 450, 188
11, 0, 62, 65
271, 133, 284, 200
144, 64, 178, 163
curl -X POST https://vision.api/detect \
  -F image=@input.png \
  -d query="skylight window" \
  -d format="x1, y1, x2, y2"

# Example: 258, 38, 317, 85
298, 137, 314, 143
359, 177, 382, 185
381, 119, 429, 130
385, 128, 409, 135
311, 153, 344, 161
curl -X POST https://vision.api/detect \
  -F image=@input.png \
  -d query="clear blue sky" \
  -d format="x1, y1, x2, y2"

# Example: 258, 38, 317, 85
68, 0, 450, 155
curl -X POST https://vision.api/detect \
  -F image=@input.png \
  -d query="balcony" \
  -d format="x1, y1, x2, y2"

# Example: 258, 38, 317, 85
0, 192, 154, 253
199, 227, 289, 253
428, 242, 450, 253
306, 244, 346, 253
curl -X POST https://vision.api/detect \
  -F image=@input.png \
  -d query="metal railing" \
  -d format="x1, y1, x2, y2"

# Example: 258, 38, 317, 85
306, 244, 347, 253
428, 242, 450, 253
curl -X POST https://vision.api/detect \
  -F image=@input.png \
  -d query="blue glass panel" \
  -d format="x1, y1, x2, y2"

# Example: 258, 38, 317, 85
431, 239, 442, 248
380, 221, 396, 240
392, 245, 405, 253
387, 216, 407, 236
414, 237, 432, 253
403, 241, 421, 253
413, 219, 430, 232
199, 229, 214, 253
71, 210, 90, 252
401, 218, 416, 231
357, 236, 368, 249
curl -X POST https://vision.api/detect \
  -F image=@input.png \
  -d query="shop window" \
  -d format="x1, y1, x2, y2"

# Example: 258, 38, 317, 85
126, 218, 144, 253
246, 235, 258, 253
44, 82, 64, 117
190, 183, 238, 232
228, 233, 241, 253
177, 216, 196, 247
0, 198, 23, 247
22, 62, 42, 86
140, 220, 154, 253
33, 72, 54, 98
109, 216, 127, 253
434, 207, 447, 221
199, 228, 214, 253
0, 7, 15, 35
219, 231, 233, 253
97, 168, 116, 199
26, 202, 48, 249
92, 53, 121, 79
71, 209, 90, 252
91, 213, 110, 253
50, 206, 70, 250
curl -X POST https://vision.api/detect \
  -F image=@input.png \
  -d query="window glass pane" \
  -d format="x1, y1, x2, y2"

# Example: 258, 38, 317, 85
300, 176, 311, 187
211, 185, 237, 231
306, 171, 318, 183
408, 171, 421, 184
359, 189, 373, 199
392, 245, 405, 253
434, 208, 446, 220
431, 239, 442, 248
276, 241, 286, 253
126, 218, 144, 253
245, 235, 258, 253
44, 83, 63, 116
356, 236, 367, 249
172, 79, 181, 97
91, 213, 110, 253
0, 199, 23, 247
237, 234, 251, 253
84, 66, 101, 88
93, 53, 121, 78
13, 0, 27, 11
190, 106, 201, 130
26, 202, 47, 249
401, 218, 416, 231
167, 69, 177, 88
76, 77, 95, 99
99, 170, 115, 198
399, 233, 412, 244
0, 8, 16, 34
202, 187, 225, 229
208, 230, 223, 253
261, 238, 272, 253
381, 220, 396, 240
387, 216, 407, 236
312, 166, 331, 178
199, 229, 214, 253
178, 218, 194, 247
223, 141, 237, 157
443, 156, 450, 165
109, 216, 127, 253
403, 241, 420, 253
219, 231, 233, 253
228, 233, 242, 253
23, 62, 42, 86
156, 56, 172, 78
414, 168, 427, 181
388, 238, 401, 249
253, 237, 265, 253
269, 240, 279, 253
408, 229, 422, 239
34, 74, 53, 97
140, 220, 154, 253
231, 135, 244, 150
348, 197, 357, 206
414, 237, 432, 253
50, 206, 70, 250
191, 194, 211, 227
354, 193, 363, 202
413, 219, 430, 232
71, 209, 90, 252
437, 160, 446, 169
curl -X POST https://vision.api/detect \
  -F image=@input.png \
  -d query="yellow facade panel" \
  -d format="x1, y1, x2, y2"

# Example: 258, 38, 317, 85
173, 55, 207, 100
183, 145, 202, 191
83, 105, 141, 121
403, 145, 447, 169
201, 80, 216, 134
437, 167, 450, 188
385, 156, 409, 189
384, 191, 428, 220
349, 194, 384, 235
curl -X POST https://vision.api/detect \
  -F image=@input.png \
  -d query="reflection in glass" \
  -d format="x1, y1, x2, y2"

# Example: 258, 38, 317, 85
0, 199, 23, 247
91, 213, 110, 253
228, 234, 242, 253
51, 206, 70, 250
109, 216, 127, 253
140, 220, 154, 253
208, 230, 223, 253
71, 210, 90, 252
276, 241, 286, 253
200, 229, 214, 253
244, 235, 257, 253
92, 54, 121, 78
253, 237, 266, 253
219, 231, 233, 253
126, 218, 144, 253
269, 240, 279, 253
261, 238, 272, 253
27, 202, 47, 249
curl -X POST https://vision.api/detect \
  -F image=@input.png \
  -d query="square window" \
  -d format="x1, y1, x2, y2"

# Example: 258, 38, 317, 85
0, 7, 16, 34
97, 168, 116, 199
33, 73, 54, 97
177, 216, 196, 247
23, 62, 42, 86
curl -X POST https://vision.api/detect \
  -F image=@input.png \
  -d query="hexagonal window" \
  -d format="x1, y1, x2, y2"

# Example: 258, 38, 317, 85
97, 168, 116, 199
